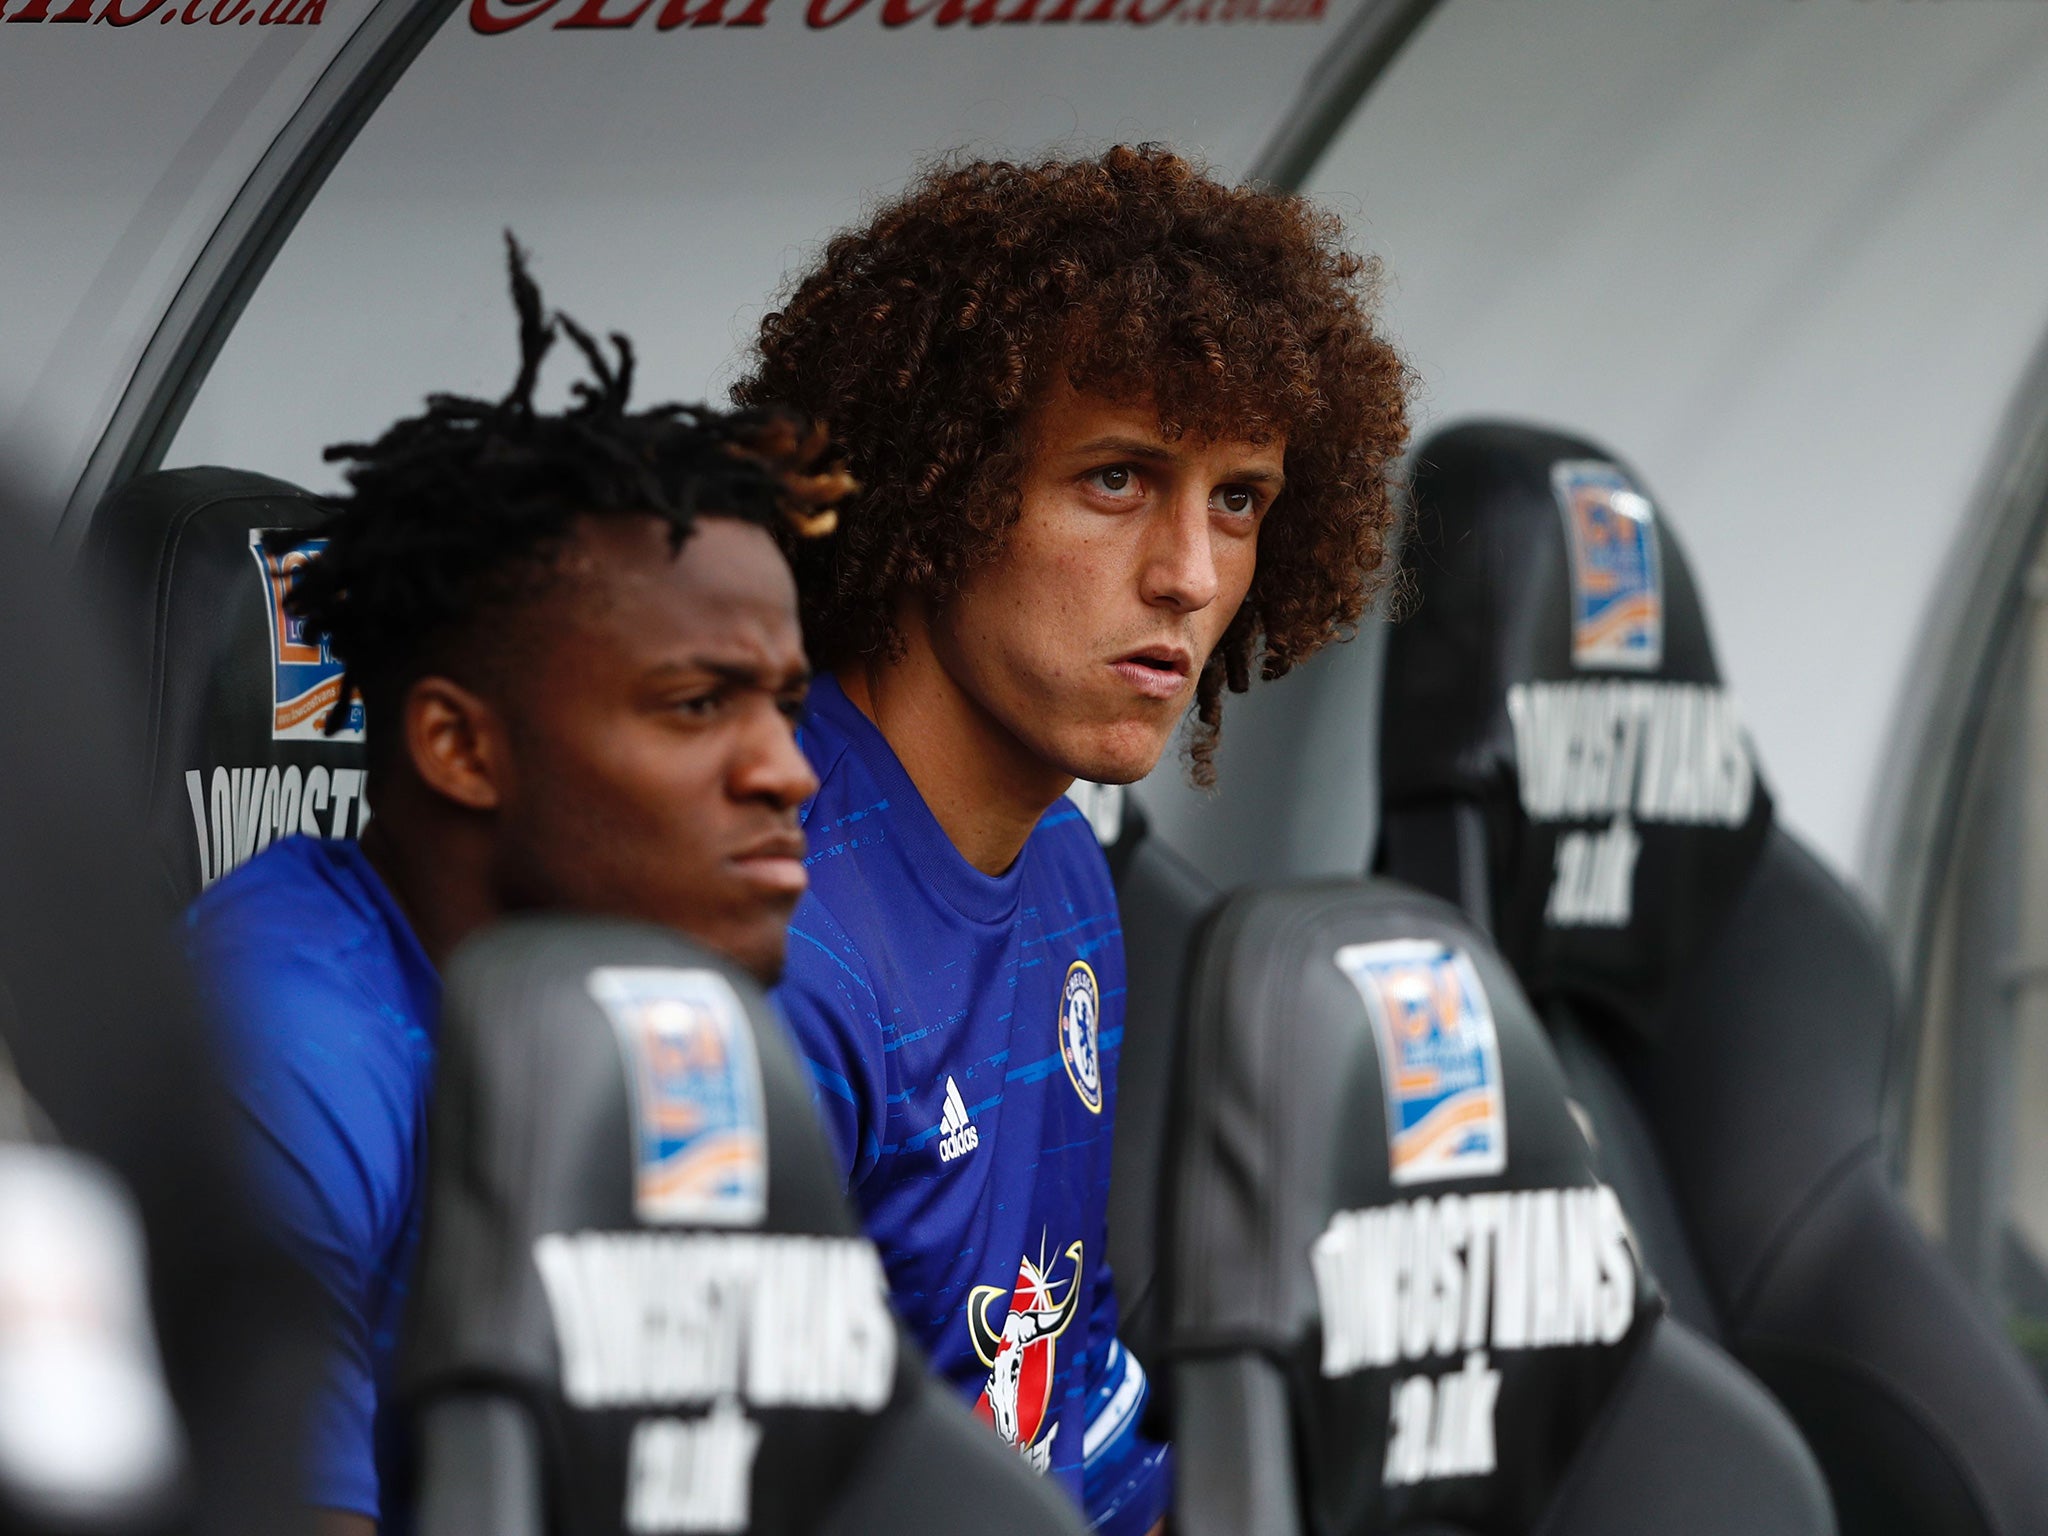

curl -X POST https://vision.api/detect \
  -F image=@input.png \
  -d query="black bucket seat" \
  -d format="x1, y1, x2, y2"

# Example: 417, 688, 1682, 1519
398, 914, 1091, 1536
1, 484, 327, 1535
1105, 811, 1833, 1533
1378, 421, 2048, 1535
83, 466, 369, 907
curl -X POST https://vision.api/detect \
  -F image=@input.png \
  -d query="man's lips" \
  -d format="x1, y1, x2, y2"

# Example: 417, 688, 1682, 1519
727, 833, 808, 896
1110, 646, 1193, 701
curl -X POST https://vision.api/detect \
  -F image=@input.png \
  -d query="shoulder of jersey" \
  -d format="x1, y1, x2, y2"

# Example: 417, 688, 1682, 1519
776, 891, 883, 1003
1035, 801, 1115, 880
795, 701, 861, 797
190, 837, 343, 926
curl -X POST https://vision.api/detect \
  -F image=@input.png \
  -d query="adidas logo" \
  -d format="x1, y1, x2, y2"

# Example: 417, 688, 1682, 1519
937, 1076, 980, 1164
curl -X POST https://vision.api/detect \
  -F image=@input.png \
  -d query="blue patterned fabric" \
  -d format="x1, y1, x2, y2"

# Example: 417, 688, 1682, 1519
776, 677, 1170, 1535
186, 835, 438, 1520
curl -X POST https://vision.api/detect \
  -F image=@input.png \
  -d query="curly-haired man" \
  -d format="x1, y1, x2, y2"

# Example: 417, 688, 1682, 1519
738, 146, 1410, 1533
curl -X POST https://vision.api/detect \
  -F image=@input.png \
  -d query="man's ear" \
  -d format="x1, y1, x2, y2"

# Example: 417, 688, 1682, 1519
401, 675, 506, 812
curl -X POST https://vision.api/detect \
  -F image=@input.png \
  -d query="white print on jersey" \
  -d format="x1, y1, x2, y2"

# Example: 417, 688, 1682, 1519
1058, 962, 1103, 1114
533, 1231, 896, 1412
970, 1238, 1085, 1465
937, 1076, 980, 1164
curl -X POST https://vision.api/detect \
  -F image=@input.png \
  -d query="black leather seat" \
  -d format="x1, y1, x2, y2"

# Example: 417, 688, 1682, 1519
1104, 797, 1219, 1376
1110, 851, 1831, 1535
0, 483, 325, 1536
1379, 421, 2048, 1535
82, 467, 370, 907
398, 915, 1090, 1536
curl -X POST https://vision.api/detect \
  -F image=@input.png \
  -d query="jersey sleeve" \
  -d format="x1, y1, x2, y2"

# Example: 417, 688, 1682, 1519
772, 896, 892, 1191
187, 922, 415, 1518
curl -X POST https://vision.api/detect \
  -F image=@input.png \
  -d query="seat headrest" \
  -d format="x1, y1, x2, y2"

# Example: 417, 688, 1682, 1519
82, 467, 369, 908
1380, 422, 1772, 1041
398, 916, 904, 1536
1164, 879, 1658, 1534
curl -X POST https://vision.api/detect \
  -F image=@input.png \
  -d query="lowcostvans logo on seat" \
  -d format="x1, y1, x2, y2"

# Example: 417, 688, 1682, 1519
1504, 679, 1754, 930
187, 763, 369, 889
1312, 1186, 1637, 1490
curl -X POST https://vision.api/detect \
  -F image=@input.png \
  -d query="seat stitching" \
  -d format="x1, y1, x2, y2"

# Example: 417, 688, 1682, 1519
1736, 1329, 2003, 1534
1724, 1135, 1883, 1323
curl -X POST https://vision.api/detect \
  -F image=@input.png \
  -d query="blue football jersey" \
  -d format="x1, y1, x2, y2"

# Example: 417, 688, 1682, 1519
185, 835, 439, 1520
775, 678, 1170, 1535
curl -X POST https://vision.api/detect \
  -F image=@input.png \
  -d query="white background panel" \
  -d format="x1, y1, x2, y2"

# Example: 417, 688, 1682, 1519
168, 0, 1353, 482
1305, 0, 2048, 886
0, 11, 359, 510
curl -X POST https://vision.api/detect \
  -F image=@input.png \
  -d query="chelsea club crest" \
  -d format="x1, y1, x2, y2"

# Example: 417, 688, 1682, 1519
1059, 960, 1103, 1115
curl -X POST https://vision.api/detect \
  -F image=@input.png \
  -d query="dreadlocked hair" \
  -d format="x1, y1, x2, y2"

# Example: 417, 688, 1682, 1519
269, 235, 851, 746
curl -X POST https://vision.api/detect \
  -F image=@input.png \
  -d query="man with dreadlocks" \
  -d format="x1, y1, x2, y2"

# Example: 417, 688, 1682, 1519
184, 242, 846, 1534
735, 146, 1411, 1534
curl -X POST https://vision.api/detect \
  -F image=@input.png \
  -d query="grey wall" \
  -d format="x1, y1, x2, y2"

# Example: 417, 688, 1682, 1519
165, 0, 1356, 481
0, 18, 359, 515
1303, 0, 2048, 892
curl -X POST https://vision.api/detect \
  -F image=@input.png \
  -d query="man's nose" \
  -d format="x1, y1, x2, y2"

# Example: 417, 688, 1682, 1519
732, 706, 819, 811
1138, 491, 1221, 614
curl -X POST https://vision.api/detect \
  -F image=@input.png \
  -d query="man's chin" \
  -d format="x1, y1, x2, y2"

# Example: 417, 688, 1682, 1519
1054, 724, 1180, 788
658, 900, 792, 989
731, 910, 796, 988
704, 927, 787, 989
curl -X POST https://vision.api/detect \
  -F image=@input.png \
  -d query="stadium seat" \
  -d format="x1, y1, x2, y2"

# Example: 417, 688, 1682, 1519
1108, 841, 1832, 1535
1379, 420, 2048, 1535
1104, 796, 1219, 1374
397, 914, 1091, 1536
82, 467, 369, 908
0, 483, 325, 1535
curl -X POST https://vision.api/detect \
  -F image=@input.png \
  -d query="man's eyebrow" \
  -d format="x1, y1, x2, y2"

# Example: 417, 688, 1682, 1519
1068, 435, 1286, 486
646, 657, 812, 688
1067, 435, 1182, 464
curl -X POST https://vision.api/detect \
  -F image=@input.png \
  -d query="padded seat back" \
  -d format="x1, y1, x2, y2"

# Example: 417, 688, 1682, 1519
1150, 873, 1830, 1536
1104, 798, 1220, 1374
1378, 426, 1769, 1028
0, 486, 325, 1536
399, 915, 1087, 1536
83, 467, 371, 907
1379, 421, 2048, 1534
1164, 878, 1653, 1534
